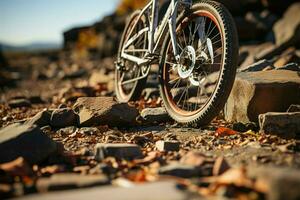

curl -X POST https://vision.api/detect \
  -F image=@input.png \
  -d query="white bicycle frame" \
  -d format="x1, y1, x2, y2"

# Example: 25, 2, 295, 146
121, 0, 193, 67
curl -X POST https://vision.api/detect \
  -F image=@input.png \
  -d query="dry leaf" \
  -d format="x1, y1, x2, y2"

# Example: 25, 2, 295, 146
215, 127, 237, 137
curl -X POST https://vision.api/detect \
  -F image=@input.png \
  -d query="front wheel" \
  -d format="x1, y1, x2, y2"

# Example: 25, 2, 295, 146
159, 0, 239, 125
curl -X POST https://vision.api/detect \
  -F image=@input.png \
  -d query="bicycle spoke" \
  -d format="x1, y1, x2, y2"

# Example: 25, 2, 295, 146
207, 24, 217, 38
168, 76, 180, 84
206, 20, 212, 37
209, 32, 221, 42
176, 86, 188, 106
171, 78, 182, 90
190, 21, 201, 46
177, 43, 183, 51
212, 39, 221, 45
166, 60, 177, 66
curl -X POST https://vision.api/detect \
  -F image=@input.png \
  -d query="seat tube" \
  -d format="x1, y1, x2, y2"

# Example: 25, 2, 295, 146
149, 0, 159, 53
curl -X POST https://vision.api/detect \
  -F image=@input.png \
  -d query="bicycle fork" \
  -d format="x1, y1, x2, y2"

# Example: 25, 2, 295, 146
169, 0, 192, 62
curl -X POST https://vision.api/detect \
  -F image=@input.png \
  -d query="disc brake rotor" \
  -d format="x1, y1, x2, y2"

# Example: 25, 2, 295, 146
189, 37, 214, 86
177, 45, 196, 79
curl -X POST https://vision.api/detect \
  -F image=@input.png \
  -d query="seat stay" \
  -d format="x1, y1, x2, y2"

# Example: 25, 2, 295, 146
123, 27, 149, 50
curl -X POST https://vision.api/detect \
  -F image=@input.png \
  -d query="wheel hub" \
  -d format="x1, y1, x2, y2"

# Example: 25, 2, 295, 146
177, 46, 196, 79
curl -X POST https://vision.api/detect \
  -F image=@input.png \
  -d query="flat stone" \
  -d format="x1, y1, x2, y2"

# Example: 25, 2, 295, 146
8, 99, 31, 108
225, 70, 300, 123
19, 181, 194, 200
140, 107, 172, 124
239, 59, 274, 72
276, 63, 300, 71
155, 140, 180, 152
50, 108, 78, 128
94, 143, 143, 161
73, 97, 139, 127
159, 163, 200, 178
259, 112, 300, 138
25, 110, 52, 127
0, 123, 57, 164
36, 173, 109, 192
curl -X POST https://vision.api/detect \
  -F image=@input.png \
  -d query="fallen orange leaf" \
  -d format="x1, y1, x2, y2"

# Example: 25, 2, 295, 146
215, 127, 237, 137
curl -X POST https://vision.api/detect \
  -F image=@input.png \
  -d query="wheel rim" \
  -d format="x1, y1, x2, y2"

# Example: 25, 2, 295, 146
162, 10, 224, 117
116, 14, 147, 101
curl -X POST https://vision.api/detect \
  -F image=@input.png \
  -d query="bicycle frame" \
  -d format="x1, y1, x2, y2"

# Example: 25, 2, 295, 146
121, 0, 192, 66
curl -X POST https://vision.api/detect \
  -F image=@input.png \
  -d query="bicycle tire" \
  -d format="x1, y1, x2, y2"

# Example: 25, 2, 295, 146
159, 0, 239, 125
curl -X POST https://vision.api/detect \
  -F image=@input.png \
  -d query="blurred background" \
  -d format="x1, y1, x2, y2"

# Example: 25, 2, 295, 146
0, 0, 299, 105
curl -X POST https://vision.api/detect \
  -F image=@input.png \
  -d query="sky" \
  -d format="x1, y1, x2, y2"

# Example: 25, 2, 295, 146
0, 0, 119, 46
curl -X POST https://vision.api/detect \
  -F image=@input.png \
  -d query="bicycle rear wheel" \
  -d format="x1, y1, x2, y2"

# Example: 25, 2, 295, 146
159, 0, 239, 125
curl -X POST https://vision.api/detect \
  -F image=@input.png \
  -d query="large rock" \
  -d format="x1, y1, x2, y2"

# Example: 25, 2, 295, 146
259, 112, 300, 137
0, 123, 57, 164
73, 97, 139, 127
273, 3, 300, 47
225, 70, 300, 123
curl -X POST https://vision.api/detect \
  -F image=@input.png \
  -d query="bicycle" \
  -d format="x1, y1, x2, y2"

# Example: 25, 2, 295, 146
115, 0, 239, 125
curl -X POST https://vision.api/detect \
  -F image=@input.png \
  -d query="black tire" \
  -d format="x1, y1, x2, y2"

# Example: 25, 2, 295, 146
115, 11, 147, 103
159, 0, 239, 125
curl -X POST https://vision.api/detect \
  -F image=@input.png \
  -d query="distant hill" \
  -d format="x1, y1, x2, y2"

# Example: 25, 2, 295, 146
0, 42, 61, 52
